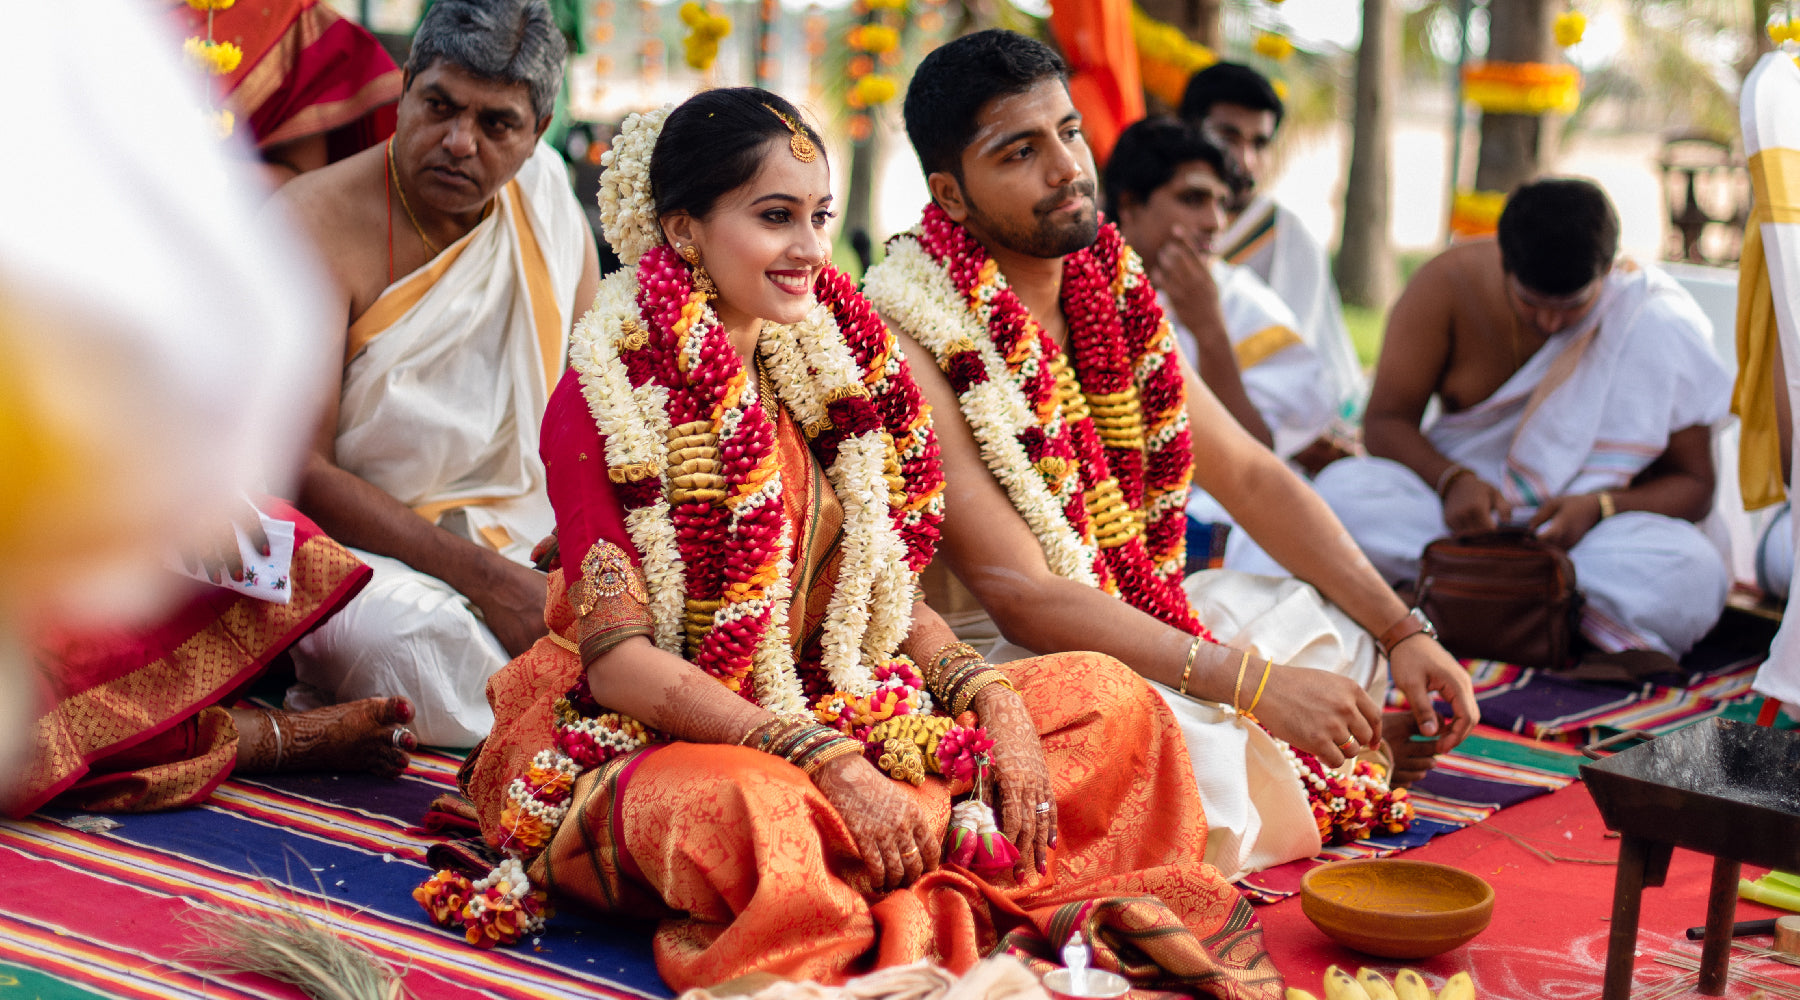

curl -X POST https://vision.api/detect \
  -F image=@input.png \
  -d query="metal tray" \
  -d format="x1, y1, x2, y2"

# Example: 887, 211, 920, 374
1579, 718, 1800, 872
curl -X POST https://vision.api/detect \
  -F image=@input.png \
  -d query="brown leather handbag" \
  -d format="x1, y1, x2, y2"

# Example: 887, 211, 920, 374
1415, 530, 1582, 670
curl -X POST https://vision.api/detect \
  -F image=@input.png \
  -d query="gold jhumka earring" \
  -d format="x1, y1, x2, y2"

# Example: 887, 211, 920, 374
678, 243, 717, 299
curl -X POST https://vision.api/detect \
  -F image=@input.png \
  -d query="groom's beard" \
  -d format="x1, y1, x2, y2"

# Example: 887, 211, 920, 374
964, 180, 1101, 260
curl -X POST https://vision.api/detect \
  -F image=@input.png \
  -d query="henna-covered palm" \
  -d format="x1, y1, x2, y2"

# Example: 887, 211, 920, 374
814, 754, 939, 893
971, 684, 1055, 879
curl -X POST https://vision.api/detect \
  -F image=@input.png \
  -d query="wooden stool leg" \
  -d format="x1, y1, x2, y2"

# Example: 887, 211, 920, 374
1698, 856, 1742, 995
1604, 836, 1654, 1000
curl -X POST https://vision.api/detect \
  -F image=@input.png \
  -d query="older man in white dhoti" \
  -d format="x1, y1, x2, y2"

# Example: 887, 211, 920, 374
279, 0, 601, 746
1734, 44, 1800, 716
1318, 179, 1730, 660
1179, 63, 1365, 438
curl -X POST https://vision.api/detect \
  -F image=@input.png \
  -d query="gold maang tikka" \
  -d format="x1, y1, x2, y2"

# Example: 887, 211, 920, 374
762, 104, 818, 163
678, 243, 717, 298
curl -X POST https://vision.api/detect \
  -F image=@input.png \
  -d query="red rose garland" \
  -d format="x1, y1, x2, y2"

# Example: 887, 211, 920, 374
914, 205, 1203, 635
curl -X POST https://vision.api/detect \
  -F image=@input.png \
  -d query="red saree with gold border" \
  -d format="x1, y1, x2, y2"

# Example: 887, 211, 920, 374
11, 502, 369, 817
464, 374, 1281, 997
171, 0, 401, 157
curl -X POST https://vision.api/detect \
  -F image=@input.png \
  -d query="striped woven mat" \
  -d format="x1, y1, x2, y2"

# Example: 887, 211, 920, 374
1463, 606, 1779, 743
0, 750, 666, 1000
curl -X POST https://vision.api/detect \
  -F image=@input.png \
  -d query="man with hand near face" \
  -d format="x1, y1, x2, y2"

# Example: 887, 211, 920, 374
1316, 178, 1730, 660
276, 0, 601, 746
1107, 116, 1333, 574
1180, 63, 1364, 471
866, 30, 1477, 881
1108, 116, 1339, 458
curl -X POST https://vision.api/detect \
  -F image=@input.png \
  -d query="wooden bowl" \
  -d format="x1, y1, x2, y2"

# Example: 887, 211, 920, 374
1300, 859, 1494, 959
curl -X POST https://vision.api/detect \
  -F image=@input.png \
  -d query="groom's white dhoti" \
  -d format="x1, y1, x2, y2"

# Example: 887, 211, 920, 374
1316, 264, 1732, 658
292, 142, 589, 746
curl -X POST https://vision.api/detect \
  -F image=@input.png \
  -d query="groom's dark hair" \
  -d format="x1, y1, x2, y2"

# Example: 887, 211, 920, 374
902, 29, 1067, 182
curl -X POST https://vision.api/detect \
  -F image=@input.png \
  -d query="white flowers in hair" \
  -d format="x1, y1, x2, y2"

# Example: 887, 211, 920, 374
597, 105, 673, 266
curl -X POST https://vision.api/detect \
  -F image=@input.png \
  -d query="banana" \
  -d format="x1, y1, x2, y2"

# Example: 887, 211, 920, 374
1435, 971, 1476, 1000
1323, 966, 1373, 1000
1285, 991, 1321, 1000
1393, 969, 1433, 1000
1356, 969, 1399, 1000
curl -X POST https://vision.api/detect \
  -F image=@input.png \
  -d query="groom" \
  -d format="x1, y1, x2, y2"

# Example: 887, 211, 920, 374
864, 29, 1479, 876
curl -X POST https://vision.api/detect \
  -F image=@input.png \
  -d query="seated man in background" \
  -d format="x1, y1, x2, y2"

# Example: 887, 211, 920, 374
279, 0, 600, 746
1106, 116, 1332, 574
1179, 62, 1363, 471
1316, 178, 1731, 660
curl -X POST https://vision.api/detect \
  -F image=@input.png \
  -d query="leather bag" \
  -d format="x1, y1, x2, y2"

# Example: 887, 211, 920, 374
1416, 530, 1582, 670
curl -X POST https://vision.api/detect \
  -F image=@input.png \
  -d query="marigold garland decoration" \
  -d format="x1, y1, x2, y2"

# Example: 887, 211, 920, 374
184, 37, 244, 75
1252, 31, 1293, 62
846, 11, 901, 113
181, 0, 238, 137
679, 2, 732, 71
1133, 6, 1217, 108
1283, 745, 1412, 845
1553, 10, 1587, 48
1449, 189, 1507, 238
852, 75, 899, 107
1770, 19, 1799, 45
1462, 61, 1580, 116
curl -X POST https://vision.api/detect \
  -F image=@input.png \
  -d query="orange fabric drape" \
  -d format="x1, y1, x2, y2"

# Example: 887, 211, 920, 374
478, 642, 1280, 998
1049, 0, 1146, 169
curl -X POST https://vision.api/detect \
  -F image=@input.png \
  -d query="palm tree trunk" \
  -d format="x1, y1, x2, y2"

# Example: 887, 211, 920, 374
1336, 0, 1398, 309
1473, 0, 1554, 194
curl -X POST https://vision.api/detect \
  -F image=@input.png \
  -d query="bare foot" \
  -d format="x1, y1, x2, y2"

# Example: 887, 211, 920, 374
1381, 711, 1438, 788
231, 698, 416, 777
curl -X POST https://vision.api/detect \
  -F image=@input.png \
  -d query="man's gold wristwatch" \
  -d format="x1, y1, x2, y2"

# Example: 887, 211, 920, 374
1377, 608, 1438, 659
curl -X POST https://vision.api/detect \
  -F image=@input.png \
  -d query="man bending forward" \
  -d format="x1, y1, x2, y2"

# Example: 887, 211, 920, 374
1316, 178, 1729, 659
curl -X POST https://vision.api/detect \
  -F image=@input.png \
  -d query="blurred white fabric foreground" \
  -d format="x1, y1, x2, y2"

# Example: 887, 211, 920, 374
0, 0, 333, 781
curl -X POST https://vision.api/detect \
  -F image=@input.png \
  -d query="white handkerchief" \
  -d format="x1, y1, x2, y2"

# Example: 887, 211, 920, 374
169, 509, 296, 604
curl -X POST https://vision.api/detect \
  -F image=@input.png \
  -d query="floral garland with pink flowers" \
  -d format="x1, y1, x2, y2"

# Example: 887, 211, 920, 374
417, 229, 956, 948
1283, 743, 1413, 846
864, 204, 1201, 634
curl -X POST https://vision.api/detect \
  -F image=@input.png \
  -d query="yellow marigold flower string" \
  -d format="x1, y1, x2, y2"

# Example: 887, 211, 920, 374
1252, 31, 1294, 62
184, 37, 243, 76
1554, 11, 1587, 48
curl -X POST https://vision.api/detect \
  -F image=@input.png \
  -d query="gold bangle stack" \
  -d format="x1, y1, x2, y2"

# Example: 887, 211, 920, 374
951, 670, 1014, 717
924, 640, 982, 691
743, 718, 864, 777
1597, 490, 1616, 520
